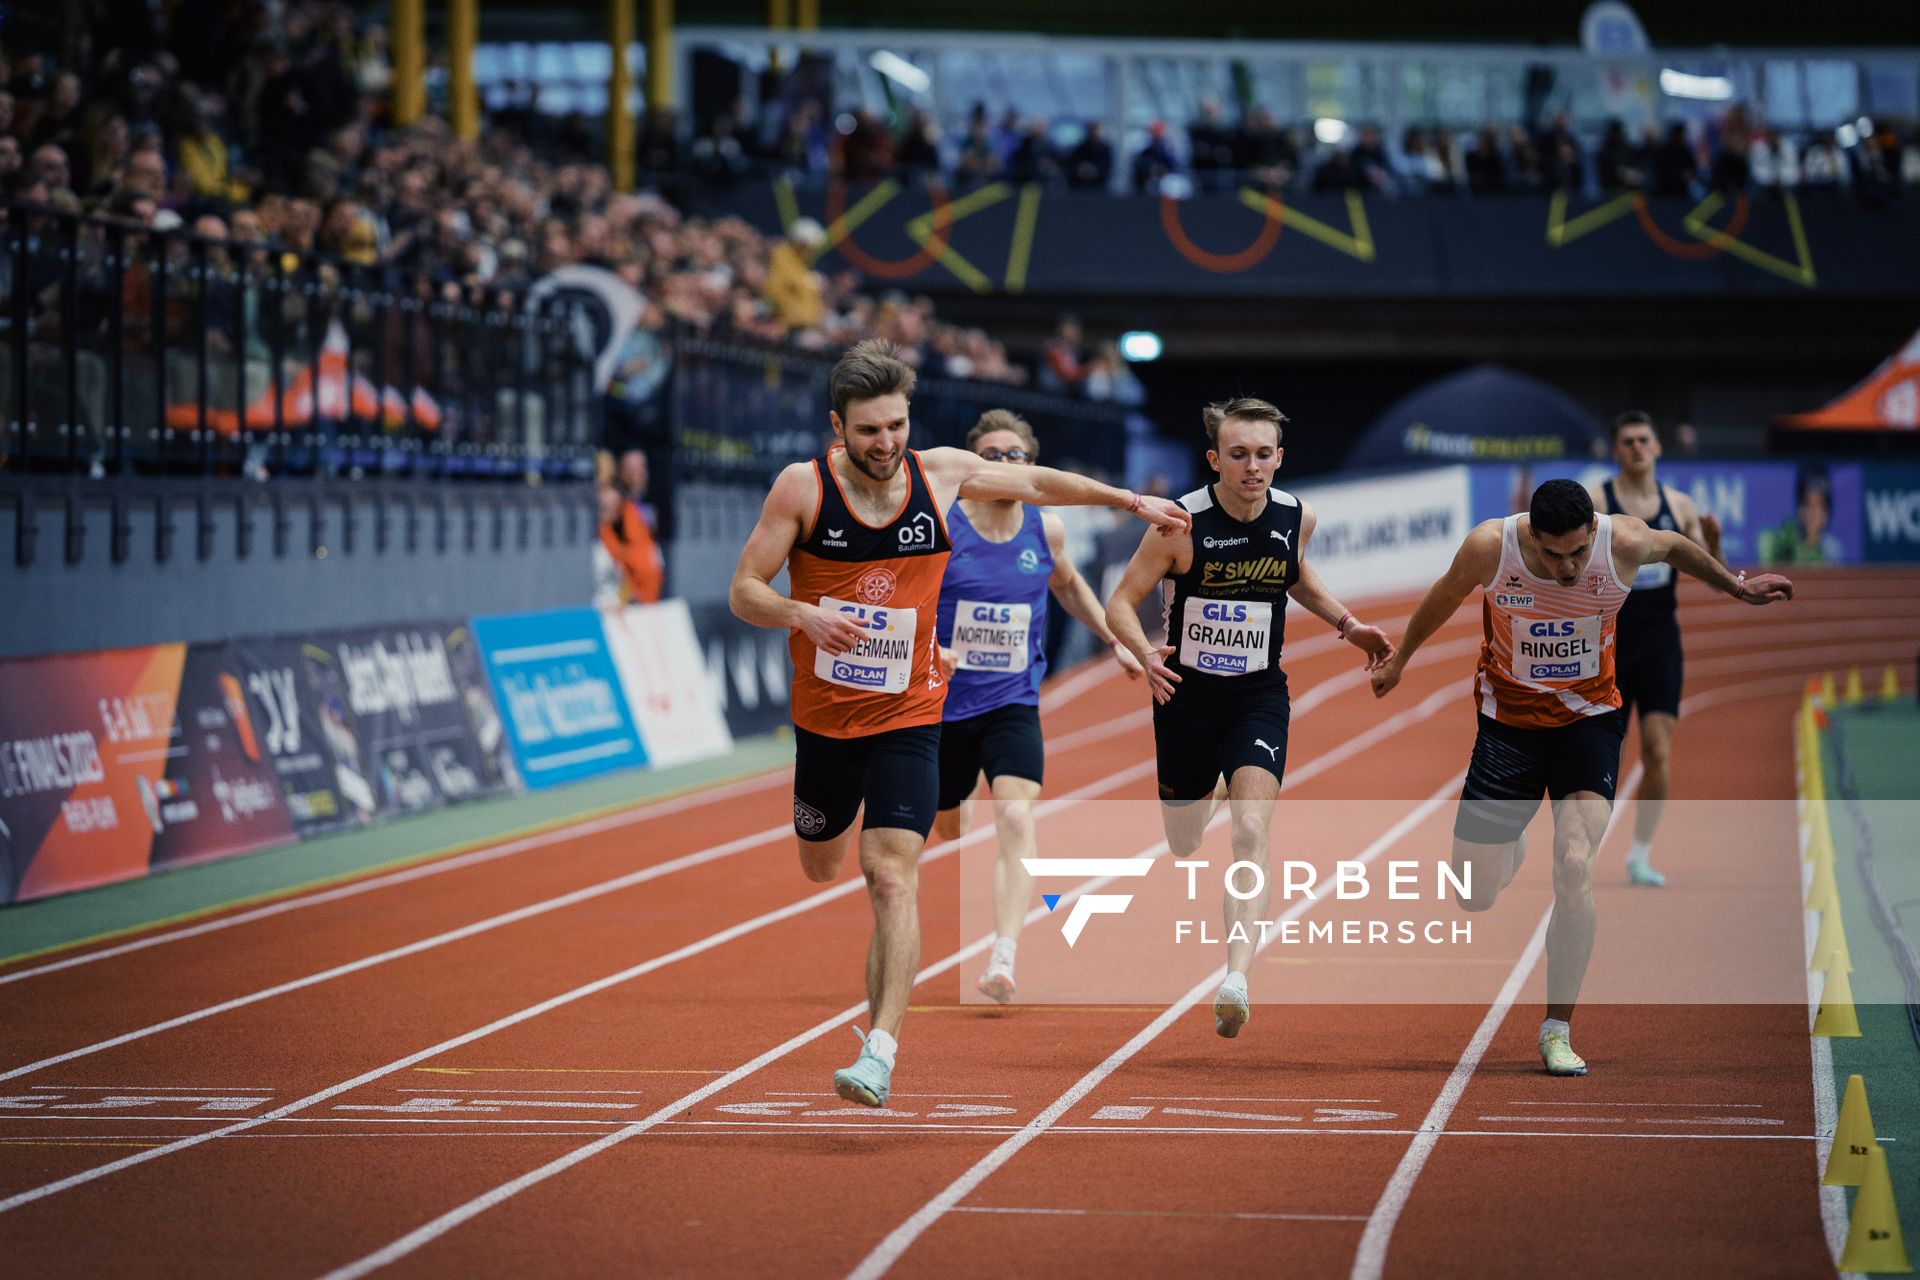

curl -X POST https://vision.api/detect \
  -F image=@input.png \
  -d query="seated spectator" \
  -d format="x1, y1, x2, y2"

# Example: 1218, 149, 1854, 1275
0, 135, 22, 190
764, 218, 825, 329
896, 108, 942, 184
1395, 127, 1448, 195
1710, 105, 1751, 191
839, 108, 894, 182
30, 142, 74, 199
176, 94, 249, 205
1506, 127, 1543, 190
1066, 121, 1112, 190
1130, 121, 1178, 194
1349, 125, 1394, 192
1464, 126, 1506, 194
1535, 111, 1583, 191
1312, 146, 1361, 192
1595, 120, 1643, 191
1651, 123, 1698, 195
1187, 100, 1236, 191
1038, 314, 1086, 394
1235, 108, 1296, 188
1748, 128, 1798, 190
1800, 131, 1847, 188
1009, 117, 1059, 185
955, 110, 1002, 186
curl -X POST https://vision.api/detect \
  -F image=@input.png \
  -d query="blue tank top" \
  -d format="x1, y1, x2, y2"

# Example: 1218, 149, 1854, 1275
937, 503, 1054, 720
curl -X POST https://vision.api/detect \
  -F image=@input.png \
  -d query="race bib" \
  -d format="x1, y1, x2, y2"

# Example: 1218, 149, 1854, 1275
1631, 561, 1673, 590
1512, 615, 1604, 683
949, 599, 1031, 673
1179, 597, 1272, 676
814, 595, 918, 694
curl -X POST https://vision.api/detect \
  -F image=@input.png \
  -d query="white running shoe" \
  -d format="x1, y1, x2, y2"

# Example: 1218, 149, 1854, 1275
977, 957, 1016, 1004
1213, 972, 1250, 1038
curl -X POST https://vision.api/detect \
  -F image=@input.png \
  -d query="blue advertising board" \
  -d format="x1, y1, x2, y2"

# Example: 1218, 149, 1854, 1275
1470, 461, 1865, 566
1861, 465, 1920, 563
470, 608, 646, 789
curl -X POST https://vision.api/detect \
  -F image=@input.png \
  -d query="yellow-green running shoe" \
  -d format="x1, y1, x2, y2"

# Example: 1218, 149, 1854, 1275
1539, 1029, 1588, 1076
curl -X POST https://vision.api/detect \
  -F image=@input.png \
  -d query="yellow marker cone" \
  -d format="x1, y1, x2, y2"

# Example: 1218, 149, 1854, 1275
1844, 667, 1867, 706
1839, 1145, 1912, 1273
1804, 798, 1835, 864
1884, 664, 1903, 702
1824, 1074, 1877, 1186
1810, 906, 1854, 973
1823, 671, 1840, 704
1813, 964, 1863, 1037
1806, 854, 1840, 912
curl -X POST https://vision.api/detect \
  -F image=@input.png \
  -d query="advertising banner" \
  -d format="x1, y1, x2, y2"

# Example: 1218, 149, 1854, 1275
1471, 460, 1866, 566
302, 622, 521, 817
601, 602, 734, 768
687, 601, 793, 739
1861, 464, 1920, 563
0, 643, 299, 902
472, 608, 646, 789
1294, 466, 1473, 599
229, 635, 371, 836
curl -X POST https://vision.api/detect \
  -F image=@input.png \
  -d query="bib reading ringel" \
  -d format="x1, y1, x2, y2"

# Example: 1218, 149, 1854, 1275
788, 448, 952, 739
1161, 484, 1302, 696
1478, 513, 1631, 729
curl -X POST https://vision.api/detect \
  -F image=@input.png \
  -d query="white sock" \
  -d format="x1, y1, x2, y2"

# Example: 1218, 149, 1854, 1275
990, 936, 1018, 968
865, 1028, 898, 1070
1627, 839, 1653, 867
1540, 1017, 1571, 1043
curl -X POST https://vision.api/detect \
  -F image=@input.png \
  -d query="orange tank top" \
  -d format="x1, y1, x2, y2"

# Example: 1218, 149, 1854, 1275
787, 448, 952, 738
1477, 513, 1630, 728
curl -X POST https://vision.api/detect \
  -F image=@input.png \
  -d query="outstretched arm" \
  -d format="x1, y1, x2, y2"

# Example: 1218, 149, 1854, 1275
1371, 519, 1503, 698
1044, 513, 1143, 679
1624, 518, 1792, 604
1285, 503, 1394, 670
920, 446, 1190, 534
728, 463, 867, 655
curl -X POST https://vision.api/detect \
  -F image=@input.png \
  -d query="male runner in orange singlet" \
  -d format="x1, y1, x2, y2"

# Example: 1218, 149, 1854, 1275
1371, 480, 1789, 1075
730, 339, 1189, 1105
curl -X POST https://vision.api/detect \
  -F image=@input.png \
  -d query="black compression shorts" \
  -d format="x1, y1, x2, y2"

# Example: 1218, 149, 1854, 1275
792, 722, 942, 841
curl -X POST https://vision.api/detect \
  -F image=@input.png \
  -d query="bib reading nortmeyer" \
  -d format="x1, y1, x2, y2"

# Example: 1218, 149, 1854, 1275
1178, 597, 1274, 676
814, 596, 920, 694
948, 599, 1032, 673
1511, 614, 1604, 683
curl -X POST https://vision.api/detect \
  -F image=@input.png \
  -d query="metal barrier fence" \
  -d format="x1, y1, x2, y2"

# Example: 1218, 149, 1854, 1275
1, 201, 598, 483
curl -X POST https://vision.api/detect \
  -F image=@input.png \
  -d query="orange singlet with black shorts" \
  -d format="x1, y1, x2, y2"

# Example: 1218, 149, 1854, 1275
1454, 513, 1633, 845
788, 447, 952, 737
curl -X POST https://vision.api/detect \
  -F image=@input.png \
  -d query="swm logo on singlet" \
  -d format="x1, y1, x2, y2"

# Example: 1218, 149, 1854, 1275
1199, 556, 1289, 594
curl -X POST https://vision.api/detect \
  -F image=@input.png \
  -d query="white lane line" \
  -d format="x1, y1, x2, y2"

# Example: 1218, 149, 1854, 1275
0, 768, 790, 986
1347, 908, 1553, 1280
948, 1205, 1370, 1223
0, 821, 794, 1082
27, 1085, 275, 1093
1130, 1096, 1383, 1104
1348, 664, 1845, 1280
0, 756, 1156, 1217
842, 776, 1461, 1280
1498, 1100, 1764, 1108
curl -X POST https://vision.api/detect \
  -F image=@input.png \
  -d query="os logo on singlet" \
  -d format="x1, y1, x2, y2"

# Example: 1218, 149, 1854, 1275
897, 512, 937, 551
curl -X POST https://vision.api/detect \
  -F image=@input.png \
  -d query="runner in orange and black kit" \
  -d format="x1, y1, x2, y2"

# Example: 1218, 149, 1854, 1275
730, 339, 1189, 1107
1372, 480, 1791, 1077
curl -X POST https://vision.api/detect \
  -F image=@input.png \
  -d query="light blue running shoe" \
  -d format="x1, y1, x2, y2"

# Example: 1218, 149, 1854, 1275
833, 1029, 892, 1107
1626, 859, 1666, 888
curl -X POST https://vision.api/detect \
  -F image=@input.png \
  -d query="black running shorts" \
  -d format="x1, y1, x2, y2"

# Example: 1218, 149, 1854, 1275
1453, 710, 1627, 844
1152, 676, 1291, 803
1615, 626, 1683, 720
792, 722, 942, 842
936, 701, 1044, 811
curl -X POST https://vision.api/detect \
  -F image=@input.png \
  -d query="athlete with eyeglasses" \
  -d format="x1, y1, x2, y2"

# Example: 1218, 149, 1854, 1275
930, 410, 1145, 1004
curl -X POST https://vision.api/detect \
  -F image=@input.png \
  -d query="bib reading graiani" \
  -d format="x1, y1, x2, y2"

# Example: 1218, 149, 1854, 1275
813, 595, 919, 694
949, 599, 1031, 673
1178, 597, 1273, 676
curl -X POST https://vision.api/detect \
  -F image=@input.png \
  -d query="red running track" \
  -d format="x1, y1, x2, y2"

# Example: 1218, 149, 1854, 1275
0, 568, 1914, 1278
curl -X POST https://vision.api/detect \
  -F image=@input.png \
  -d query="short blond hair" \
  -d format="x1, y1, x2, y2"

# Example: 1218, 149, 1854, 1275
1202, 396, 1288, 446
965, 409, 1039, 462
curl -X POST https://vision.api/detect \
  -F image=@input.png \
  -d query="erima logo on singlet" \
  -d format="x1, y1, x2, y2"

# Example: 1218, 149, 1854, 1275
821, 526, 849, 548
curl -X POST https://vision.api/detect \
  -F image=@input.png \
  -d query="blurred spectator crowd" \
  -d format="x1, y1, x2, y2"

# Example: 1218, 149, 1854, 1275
714, 96, 1920, 203
0, 2, 1026, 387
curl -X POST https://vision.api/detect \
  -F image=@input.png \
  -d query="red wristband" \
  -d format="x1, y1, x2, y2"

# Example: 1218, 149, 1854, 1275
1337, 612, 1354, 638
1128, 491, 1142, 514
